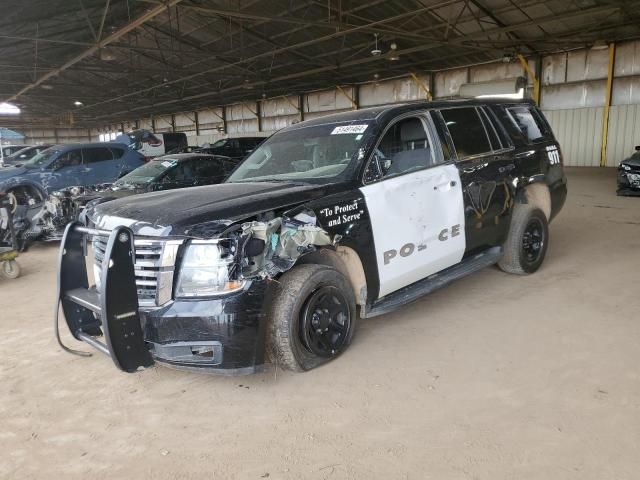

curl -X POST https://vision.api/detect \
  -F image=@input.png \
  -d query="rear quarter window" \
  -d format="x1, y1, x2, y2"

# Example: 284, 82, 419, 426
505, 106, 549, 143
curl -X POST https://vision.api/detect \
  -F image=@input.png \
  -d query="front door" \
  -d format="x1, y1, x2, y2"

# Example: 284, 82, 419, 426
360, 114, 466, 299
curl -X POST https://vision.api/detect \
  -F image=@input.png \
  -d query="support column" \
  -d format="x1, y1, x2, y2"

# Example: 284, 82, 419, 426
410, 72, 432, 101
256, 101, 262, 132
221, 106, 228, 134
299, 94, 305, 122
517, 54, 540, 105
170, 114, 176, 132
194, 111, 200, 136
601, 42, 616, 168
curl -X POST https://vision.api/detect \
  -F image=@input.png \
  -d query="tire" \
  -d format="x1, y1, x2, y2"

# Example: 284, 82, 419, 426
498, 205, 549, 275
267, 264, 357, 372
1, 260, 21, 279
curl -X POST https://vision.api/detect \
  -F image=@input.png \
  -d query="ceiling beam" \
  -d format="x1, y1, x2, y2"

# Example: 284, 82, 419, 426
2, 0, 183, 104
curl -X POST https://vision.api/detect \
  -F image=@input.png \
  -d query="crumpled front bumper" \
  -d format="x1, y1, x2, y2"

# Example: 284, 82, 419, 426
617, 167, 640, 196
141, 281, 272, 375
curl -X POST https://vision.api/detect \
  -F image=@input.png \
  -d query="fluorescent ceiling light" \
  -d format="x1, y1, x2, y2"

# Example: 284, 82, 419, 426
0, 102, 20, 115
74, 100, 83, 106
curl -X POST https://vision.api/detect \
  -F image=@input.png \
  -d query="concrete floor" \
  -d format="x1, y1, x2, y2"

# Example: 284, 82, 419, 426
1, 167, 639, 479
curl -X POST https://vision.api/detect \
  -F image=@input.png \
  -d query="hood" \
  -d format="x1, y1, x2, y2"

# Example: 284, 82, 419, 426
87, 181, 336, 237
621, 152, 640, 168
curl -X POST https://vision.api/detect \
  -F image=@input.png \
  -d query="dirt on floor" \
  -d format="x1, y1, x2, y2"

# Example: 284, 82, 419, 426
1, 167, 639, 480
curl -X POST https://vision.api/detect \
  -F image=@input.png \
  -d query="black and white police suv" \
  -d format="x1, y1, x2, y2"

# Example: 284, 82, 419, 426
56, 99, 567, 375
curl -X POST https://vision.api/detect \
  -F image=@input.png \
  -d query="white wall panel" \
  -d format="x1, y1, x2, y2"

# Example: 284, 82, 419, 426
611, 76, 640, 105
434, 67, 468, 97
359, 75, 430, 107
226, 118, 259, 134
470, 62, 523, 83
139, 118, 153, 130
262, 96, 299, 117
228, 102, 258, 121
306, 88, 354, 112
541, 81, 606, 109
607, 104, 640, 167
544, 108, 603, 167
615, 40, 640, 77
542, 52, 567, 85
262, 115, 298, 132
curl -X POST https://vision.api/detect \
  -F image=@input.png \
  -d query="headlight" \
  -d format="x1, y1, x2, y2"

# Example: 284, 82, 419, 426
621, 163, 631, 171
175, 240, 245, 297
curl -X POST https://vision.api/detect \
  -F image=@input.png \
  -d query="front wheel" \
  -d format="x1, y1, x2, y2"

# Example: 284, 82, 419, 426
267, 264, 357, 372
498, 205, 549, 275
1, 260, 21, 279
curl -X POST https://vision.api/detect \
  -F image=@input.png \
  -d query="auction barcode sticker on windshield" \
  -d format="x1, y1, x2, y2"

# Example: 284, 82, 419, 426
331, 124, 368, 135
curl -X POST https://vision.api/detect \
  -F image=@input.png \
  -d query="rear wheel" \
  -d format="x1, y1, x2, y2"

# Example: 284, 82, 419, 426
498, 205, 548, 275
267, 264, 357, 372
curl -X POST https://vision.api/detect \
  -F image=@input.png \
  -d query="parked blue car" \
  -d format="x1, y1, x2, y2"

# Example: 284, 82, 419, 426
0, 142, 145, 205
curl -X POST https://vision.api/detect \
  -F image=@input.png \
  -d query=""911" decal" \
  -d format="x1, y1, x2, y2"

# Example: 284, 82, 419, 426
546, 145, 561, 165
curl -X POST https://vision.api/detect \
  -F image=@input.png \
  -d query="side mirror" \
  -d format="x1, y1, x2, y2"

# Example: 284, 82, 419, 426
635, 146, 640, 151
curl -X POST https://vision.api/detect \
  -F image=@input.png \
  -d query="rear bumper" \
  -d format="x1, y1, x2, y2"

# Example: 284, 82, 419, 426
549, 174, 568, 222
141, 282, 271, 374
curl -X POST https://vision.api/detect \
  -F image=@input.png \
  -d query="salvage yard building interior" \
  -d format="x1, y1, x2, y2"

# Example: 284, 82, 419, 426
1, 1, 639, 478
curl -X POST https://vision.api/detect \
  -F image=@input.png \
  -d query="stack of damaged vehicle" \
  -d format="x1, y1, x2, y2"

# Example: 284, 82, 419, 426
56, 99, 567, 376
0, 142, 145, 249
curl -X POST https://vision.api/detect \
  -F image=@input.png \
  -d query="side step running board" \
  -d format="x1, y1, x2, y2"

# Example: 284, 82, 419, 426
57, 222, 153, 372
363, 246, 503, 318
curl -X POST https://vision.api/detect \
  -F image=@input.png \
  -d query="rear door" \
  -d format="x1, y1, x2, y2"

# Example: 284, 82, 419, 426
437, 106, 514, 253
81, 146, 116, 184
360, 112, 466, 298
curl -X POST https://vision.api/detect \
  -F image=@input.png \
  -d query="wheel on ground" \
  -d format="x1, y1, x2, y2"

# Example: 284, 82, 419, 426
498, 205, 548, 275
267, 264, 357, 372
1, 260, 21, 279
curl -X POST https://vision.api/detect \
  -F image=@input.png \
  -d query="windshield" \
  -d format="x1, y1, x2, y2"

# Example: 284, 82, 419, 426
116, 158, 177, 184
226, 122, 372, 184
23, 148, 61, 168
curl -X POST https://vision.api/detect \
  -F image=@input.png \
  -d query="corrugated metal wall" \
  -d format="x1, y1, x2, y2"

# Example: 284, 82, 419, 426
544, 108, 603, 167
607, 104, 640, 166
88, 39, 640, 167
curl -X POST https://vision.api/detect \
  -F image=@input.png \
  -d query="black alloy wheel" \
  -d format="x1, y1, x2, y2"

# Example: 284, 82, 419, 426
300, 286, 351, 357
521, 217, 545, 265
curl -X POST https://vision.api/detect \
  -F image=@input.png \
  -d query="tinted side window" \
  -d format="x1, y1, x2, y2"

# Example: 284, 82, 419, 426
195, 158, 224, 178
484, 107, 513, 149
478, 108, 502, 150
109, 147, 125, 159
50, 149, 82, 169
440, 107, 492, 159
83, 147, 113, 163
375, 116, 435, 178
164, 161, 195, 182
506, 106, 547, 143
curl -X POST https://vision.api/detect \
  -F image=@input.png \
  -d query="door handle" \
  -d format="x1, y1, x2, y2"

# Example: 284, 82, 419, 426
498, 164, 515, 173
434, 180, 457, 190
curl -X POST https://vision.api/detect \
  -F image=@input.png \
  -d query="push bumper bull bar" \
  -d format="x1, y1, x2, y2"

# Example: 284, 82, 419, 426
56, 222, 154, 372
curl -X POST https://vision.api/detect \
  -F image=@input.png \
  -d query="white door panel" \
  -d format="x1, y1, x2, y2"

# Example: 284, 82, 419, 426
361, 164, 465, 298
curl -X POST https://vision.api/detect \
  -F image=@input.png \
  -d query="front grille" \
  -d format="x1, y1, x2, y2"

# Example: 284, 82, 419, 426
92, 235, 183, 308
